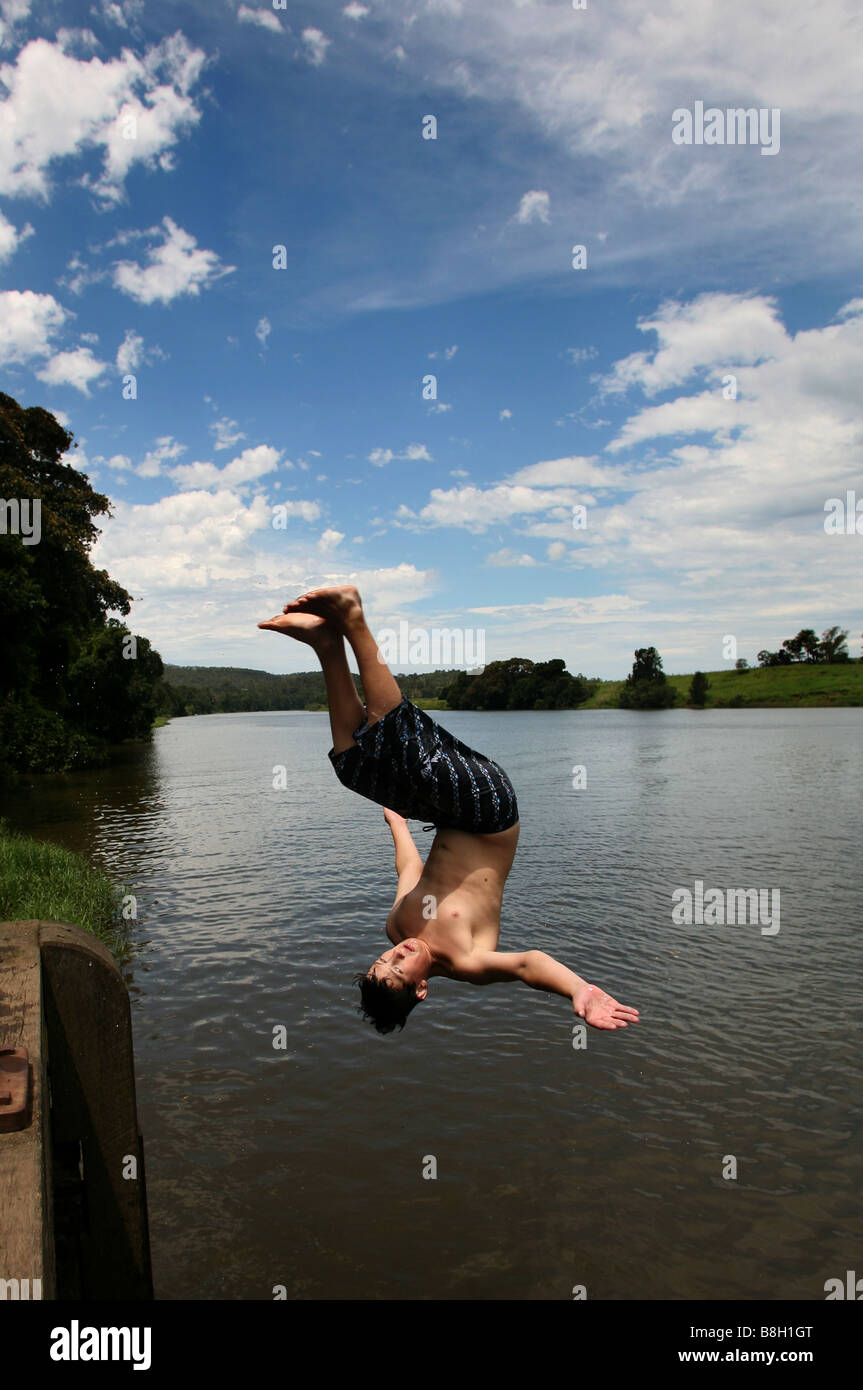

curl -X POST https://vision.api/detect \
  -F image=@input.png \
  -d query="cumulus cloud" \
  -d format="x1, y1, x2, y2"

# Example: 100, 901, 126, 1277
0, 209, 33, 263
300, 27, 330, 66
115, 328, 143, 373
596, 293, 788, 399
35, 345, 108, 394
317, 527, 345, 552
514, 189, 550, 224
255, 316, 271, 349
368, 442, 432, 466
499, 408, 512, 421
343, 3, 370, 18
484, 548, 538, 567
169, 443, 282, 492
0, 289, 66, 364
237, 4, 284, 32
0, 33, 207, 205
208, 416, 245, 452
112, 216, 234, 304
136, 435, 186, 478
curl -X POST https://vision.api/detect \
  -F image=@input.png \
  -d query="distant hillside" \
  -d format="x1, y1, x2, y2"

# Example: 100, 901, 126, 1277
156, 657, 863, 720
579, 662, 863, 709
158, 664, 463, 716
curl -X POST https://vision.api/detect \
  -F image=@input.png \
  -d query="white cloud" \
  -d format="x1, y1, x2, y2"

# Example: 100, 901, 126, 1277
404, 483, 571, 533
508, 455, 621, 488
565, 346, 598, 365
137, 435, 185, 478
35, 345, 108, 394
318, 527, 345, 552
499, 408, 512, 421
0, 209, 33, 262
515, 189, 550, 224
56, 28, 100, 52
301, 27, 330, 66
209, 416, 246, 452
0, 289, 66, 364
169, 443, 282, 492
546, 541, 565, 562
115, 328, 143, 373
427, 402, 452, 414
0, 33, 207, 205
94, 1, 143, 27
237, 5, 284, 32
368, 442, 432, 466
343, 3, 370, 18
112, 217, 234, 305
255, 315, 271, 348
597, 293, 788, 398
428, 344, 458, 360
484, 548, 538, 567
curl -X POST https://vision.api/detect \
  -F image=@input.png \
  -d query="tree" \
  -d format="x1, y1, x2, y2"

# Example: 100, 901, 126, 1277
619, 647, 677, 710
689, 671, 710, 706
818, 625, 849, 663
735, 658, 749, 672
781, 628, 820, 663
0, 392, 163, 772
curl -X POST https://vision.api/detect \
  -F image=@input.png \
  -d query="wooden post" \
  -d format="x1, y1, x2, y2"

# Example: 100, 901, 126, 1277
0, 922, 54, 1300
0, 921, 152, 1300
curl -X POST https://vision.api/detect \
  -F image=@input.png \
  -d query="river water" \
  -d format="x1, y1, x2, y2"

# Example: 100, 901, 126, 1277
3, 708, 861, 1300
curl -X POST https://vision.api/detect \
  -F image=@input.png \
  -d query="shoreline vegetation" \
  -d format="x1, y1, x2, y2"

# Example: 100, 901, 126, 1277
0, 820, 131, 957
156, 657, 863, 720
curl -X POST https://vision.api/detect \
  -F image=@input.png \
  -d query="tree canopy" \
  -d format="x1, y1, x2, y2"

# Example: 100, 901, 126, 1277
0, 393, 163, 773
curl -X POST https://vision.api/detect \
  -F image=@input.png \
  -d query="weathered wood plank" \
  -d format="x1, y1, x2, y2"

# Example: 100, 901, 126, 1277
0, 921, 54, 1298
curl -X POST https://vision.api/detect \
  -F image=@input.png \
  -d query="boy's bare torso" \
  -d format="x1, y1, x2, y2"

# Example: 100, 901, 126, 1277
386, 822, 520, 970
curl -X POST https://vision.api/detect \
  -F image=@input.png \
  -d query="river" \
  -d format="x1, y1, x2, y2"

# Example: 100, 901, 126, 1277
3, 707, 861, 1299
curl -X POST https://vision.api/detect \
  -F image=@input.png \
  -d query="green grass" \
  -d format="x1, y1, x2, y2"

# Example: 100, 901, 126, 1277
577, 662, 863, 709
152, 714, 171, 728
0, 820, 131, 957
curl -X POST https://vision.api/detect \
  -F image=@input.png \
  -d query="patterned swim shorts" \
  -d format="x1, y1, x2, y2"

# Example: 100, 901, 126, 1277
328, 696, 519, 834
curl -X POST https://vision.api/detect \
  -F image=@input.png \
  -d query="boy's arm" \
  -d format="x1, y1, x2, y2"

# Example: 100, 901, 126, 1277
453, 949, 640, 1031
383, 808, 423, 893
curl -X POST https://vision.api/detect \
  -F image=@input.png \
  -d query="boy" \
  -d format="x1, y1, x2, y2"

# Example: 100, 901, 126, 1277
259, 586, 639, 1037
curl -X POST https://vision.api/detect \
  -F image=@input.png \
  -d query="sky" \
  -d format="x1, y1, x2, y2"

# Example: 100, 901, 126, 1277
1, 0, 861, 678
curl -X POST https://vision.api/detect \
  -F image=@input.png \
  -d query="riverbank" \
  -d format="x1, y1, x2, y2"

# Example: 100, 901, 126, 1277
0, 821, 130, 957
578, 662, 863, 709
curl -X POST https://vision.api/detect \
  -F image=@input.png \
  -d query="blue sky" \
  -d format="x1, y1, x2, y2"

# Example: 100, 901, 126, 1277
1, 0, 861, 677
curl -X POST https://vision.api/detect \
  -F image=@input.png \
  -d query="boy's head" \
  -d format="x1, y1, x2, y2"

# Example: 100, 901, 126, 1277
354, 940, 429, 1035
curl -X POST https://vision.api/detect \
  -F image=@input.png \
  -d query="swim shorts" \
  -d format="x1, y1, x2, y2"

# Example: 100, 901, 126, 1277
328, 696, 519, 834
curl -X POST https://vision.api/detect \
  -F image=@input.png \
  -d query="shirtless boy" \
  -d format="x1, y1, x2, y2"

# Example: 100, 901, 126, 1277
259, 585, 640, 1037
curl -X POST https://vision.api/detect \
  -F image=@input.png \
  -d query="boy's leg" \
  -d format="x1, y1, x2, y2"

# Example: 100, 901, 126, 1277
257, 610, 364, 753
283, 586, 402, 727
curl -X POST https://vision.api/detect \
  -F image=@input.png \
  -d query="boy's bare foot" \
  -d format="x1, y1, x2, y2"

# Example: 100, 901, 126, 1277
282, 584, 364, 634
257, 611, 339, 650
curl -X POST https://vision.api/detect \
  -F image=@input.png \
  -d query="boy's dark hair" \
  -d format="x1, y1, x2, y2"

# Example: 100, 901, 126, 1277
353, 971, 420, 1035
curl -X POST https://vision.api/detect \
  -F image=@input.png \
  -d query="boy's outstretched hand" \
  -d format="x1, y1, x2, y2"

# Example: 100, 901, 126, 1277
572, 983, 640, 1030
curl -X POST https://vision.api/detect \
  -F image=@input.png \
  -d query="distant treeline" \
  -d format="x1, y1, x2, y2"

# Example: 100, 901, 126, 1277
158, 664, 462, 716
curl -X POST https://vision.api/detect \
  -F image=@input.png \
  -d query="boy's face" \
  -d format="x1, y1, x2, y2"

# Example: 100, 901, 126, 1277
368, 939, 429, 998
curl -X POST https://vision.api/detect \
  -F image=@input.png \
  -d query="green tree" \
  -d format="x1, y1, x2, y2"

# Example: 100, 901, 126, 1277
619, 647, 677, 710
818, 625, 849, 663
0, 393, 164, 771
67, 621, 164, 741
689, 671, 710, 706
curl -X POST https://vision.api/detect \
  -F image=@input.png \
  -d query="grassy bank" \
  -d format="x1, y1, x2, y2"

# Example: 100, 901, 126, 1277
0, 820, 130, 957
578, 662, 863, 709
